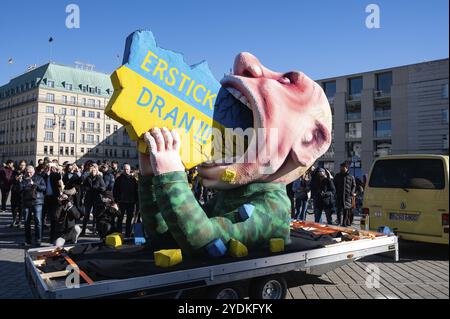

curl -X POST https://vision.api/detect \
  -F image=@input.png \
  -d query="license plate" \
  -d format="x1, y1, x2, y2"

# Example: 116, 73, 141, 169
389, 213, 419, 222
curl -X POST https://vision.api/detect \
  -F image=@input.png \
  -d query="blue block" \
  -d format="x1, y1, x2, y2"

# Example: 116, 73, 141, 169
238, 204, 255, 221
206, 239, 227, 257
377, 226, 393, 235
134, 237, 146, 246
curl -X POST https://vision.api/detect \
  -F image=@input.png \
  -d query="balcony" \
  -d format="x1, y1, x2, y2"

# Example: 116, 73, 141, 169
374, 110, 391, 118
345, 113, 362, 121
374, 90, 391, 100
346, 93, 361, 103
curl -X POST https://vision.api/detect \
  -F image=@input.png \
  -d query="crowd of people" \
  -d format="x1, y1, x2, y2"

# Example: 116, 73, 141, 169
289, 161, 367, 226
0, 158, 140, 247
0, 158, 365, 248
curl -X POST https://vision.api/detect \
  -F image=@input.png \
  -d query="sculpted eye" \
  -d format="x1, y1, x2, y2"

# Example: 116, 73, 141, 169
278, 75, 292, 85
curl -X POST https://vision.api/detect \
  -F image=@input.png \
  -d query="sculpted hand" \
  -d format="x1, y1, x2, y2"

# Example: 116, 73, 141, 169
144, 127, 185, 176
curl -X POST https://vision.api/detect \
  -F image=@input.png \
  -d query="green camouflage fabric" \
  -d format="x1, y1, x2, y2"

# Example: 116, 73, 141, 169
139, 172, 291, 256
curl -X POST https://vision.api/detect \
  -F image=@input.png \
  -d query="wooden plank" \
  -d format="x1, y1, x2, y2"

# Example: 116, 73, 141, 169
62, 254, 94, 285
41, 270, 70, 280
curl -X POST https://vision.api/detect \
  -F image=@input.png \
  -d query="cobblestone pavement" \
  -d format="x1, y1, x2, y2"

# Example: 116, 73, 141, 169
0, 209, 448, 299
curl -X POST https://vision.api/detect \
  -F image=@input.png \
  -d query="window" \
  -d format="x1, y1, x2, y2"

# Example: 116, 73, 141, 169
61, 119, 66, 129
70, 120, 75, 130
106, 124, 111, 134
70, 97, 76, 105
88, 111, 95, 118
114, 125, 118, 132
96, 123, 100, 131
81, 134, 85, 143
63, 96, 68, 104
45, 118, 54, 129
443, 109, 449, 125
346, 141, 362, 158
49, 146, 54, 155
345, 103, 361, 120
348, 77, 363, 97
60, 146, 64, 155
60, 132, 66, 142
66, 83, 73, 91
374, 120, 392, 138
70, 147, 75, 155
70, 133, 75, 143
87, 122, 94, 132
376, 72, 392, 94
44, 145, 48, 155
97, 100, 102, 108
46, 106, 54, 114
45, 131, 53, 141
87, 134, 94, 144
96, 135, 100, 144
345, 122, 362, 139
374, 100, 391, 118
323, 81, 336, 99
47, 80, 55, 88
61, 108, 67, 115
442, 84, 448, 99
32, 105, 36, 113
46, 93, 55, 102
96, 112, 100, 119
369, 159, 445, 190
81, 110, 86, 117
374, 140, 392, 157
65, 147, 69, 155
87, 99, 95, 107
81, 122, 86, 130
70, 109, 76, 116
81, 147, 85, 153
82, 98, 86, 106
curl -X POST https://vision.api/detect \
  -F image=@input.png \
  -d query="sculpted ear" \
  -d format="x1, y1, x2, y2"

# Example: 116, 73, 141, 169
291, 122, 331, 167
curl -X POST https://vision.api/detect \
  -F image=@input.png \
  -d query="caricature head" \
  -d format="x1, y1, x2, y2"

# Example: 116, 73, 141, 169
198, 52, 332, 189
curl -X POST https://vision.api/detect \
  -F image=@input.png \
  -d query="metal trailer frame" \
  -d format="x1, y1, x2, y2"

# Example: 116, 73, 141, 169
25, 235, 398, 299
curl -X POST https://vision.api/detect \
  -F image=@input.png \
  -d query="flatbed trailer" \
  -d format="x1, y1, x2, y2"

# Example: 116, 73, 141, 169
25, 222, 399, 299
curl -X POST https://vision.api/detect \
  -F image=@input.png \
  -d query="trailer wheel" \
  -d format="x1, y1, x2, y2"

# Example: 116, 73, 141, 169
208, 284, 243, 299
249, 275, 287, 299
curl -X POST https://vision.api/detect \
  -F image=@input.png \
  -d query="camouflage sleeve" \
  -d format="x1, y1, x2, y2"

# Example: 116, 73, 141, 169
138, 175, 169, 236
153, 172, 291, 253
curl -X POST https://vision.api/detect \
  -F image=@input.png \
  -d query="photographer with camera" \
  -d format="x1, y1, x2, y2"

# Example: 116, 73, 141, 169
18, 166, 46, 247
95, 191, 121, 239
54, 188, 82, 247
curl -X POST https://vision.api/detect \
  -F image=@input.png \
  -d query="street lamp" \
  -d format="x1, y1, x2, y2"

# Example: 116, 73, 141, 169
53, 113, 66, 164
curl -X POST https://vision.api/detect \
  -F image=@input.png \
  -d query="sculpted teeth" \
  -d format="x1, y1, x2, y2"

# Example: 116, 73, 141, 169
226, 87, 251, 108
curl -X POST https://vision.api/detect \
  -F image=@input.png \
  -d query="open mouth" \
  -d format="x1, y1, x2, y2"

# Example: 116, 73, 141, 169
201, 75, 263, 167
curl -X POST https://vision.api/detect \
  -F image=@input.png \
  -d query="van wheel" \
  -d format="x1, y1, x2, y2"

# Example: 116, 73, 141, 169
249, 275, 287, 299
208, 284, 244, 299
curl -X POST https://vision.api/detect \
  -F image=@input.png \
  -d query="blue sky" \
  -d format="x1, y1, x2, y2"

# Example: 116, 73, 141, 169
0, 0, 448, 85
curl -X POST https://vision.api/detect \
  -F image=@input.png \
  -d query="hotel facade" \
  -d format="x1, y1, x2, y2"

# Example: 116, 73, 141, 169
0, 63, 138, 166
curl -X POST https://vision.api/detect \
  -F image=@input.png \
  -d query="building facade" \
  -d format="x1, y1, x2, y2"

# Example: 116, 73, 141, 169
316, 58, 449, 177
0, 63, 138, 166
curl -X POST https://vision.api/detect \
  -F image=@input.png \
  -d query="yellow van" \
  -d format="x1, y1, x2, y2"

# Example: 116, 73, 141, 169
362, 154, 449, 245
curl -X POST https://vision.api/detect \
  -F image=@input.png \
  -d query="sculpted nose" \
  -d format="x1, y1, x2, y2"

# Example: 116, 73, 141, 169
233, 52, 263, 78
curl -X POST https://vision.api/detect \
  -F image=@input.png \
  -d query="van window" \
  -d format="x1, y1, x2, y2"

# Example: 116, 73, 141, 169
369, 159, 445, 190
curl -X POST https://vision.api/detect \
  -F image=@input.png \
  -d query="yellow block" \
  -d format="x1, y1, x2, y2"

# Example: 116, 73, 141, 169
221, 168, 237, 184
229, 239, 248, 258
269, 238, 285, 253
105, 234, 123, 248
154, 249, 183, 268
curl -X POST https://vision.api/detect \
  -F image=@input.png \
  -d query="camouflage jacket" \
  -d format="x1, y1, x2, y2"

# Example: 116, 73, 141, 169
139, 171, 291, 255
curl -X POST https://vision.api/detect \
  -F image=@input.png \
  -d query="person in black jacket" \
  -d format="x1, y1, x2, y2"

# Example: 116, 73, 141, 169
10, 160, 27, 227
54, 188, 82, 246
81, 164, 106, 236
113, 164, 138, 237
333, 162, 356, 227
314, 168, 336, 225
42, 163, 63, 242
95, 192, 121, 239
100, 164, 115, 192
62, 163, 83, 210
18, 166, 46, 246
